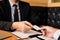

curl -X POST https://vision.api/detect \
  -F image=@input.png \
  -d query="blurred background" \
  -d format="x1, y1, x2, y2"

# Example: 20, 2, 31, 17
0, 0, 60, 26
0, 0, 60, 6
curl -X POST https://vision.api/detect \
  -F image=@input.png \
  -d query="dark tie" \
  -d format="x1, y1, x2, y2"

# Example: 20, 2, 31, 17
13, 4, 19, 21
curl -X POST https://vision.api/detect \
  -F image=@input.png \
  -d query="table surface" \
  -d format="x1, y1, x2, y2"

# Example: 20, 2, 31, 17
0, 30, 19, 40
0, 30, 31, 40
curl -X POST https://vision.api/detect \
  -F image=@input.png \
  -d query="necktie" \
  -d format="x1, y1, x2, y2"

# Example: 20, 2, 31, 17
13, 4, 19, 21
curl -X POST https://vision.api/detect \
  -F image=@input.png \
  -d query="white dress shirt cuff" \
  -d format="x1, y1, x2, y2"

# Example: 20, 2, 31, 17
53, 30, 60, 40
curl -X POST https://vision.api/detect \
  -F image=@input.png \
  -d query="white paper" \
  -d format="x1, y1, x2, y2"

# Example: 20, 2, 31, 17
38, 36, 55, 40
30, 37, 40, 40
11, 31, 41, 38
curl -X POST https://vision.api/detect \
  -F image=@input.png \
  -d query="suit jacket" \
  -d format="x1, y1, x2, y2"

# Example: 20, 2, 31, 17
0, 0, 31, 21
0, 0, 31, 31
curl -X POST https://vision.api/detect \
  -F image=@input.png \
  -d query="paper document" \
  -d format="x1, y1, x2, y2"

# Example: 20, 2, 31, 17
11, 31, 55, 40
11, 31, 42, 38
38, 36, 55, 40
30, 37, 40, 40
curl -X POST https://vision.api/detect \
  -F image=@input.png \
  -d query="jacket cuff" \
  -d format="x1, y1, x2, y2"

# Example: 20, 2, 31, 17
53, 30, 60, 40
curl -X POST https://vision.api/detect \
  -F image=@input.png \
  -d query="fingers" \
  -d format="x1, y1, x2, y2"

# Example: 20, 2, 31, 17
23, 21, 33, 27
16, 26, 24, 32
40, 26, 49, 36
24, 25, 31, 32
13, 21, 32, 32
41, 29, 46, 36
21, 21, 32, 32
40, 26, 57, 37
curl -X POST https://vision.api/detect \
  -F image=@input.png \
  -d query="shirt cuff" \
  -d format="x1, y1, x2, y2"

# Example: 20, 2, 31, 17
53, 30, 60, 40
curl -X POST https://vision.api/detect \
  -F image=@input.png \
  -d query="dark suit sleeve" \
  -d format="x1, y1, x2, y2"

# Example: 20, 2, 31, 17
58, 36, 60, 40
0, 5, 15, 32
0, 21, 15, 31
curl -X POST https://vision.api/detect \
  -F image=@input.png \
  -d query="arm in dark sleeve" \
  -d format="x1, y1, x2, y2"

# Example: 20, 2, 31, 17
58, 36, 60, 40
0, 5, 15, 32
0, 21, 15, 32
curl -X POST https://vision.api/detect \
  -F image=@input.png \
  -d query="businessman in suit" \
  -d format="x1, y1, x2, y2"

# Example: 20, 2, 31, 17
41, 26, 60, 40
0, 0, 33, 32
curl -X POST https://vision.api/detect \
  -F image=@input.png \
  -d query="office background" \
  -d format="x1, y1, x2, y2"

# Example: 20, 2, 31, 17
0, 0, 60, 26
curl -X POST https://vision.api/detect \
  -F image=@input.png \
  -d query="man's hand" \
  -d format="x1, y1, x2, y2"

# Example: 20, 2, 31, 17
12, 21, 33, 32
40, 26, 59, 38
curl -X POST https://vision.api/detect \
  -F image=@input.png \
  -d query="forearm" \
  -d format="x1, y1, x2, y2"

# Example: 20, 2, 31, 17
0, 21, 15, 32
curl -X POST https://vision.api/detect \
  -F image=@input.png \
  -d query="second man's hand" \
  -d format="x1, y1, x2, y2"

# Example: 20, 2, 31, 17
40, 26, 59, 38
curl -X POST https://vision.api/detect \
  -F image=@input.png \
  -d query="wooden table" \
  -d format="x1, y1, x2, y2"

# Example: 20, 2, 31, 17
0, 30, 19, 40
0, 30, 30, 40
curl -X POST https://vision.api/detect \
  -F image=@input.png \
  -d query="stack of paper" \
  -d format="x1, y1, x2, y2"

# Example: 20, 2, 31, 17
11, 31, 41, 38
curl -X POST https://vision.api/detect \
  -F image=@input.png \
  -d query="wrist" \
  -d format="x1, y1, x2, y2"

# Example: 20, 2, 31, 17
12, 22, 17, 29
